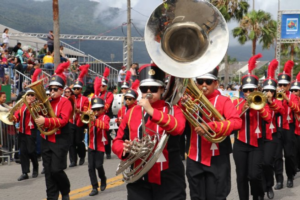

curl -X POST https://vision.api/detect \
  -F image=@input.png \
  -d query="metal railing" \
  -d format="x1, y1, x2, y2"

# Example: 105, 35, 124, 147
0, 121, 18, 165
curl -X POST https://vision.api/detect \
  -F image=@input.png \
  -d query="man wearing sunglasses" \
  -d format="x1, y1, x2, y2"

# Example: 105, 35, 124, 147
289, 73, 300, 183
34, 62, 73, 200
87, 97, 110, 196
273, 60, 300, 190
261, 59, 285, 199
233, 54, 272, 200
70, 76, 89, 167
183, 67, 241, 200
112, 64, 186, 200
9, 89, 39, 181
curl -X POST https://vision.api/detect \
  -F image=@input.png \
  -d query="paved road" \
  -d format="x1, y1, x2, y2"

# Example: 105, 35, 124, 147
1, 154, 300, 200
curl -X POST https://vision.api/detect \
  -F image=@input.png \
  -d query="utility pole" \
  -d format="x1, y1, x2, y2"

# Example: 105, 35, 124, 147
127, 0, 132, 70
53, 0, 60, 69
253, 0, 255, 11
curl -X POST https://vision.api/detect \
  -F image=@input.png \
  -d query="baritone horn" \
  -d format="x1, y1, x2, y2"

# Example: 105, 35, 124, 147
25, 79, 59, 136
116, 0, 229, 183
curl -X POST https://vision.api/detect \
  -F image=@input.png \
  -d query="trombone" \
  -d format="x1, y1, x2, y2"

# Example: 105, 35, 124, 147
238, 91, 267, 117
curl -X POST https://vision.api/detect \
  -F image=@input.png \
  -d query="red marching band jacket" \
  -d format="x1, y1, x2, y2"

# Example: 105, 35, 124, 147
266, 99, 285, 140
233, 98, 272, 147
42, 96, 72, 143
74, 94, 89, 127
276, 91, 300, 130
294, 96, 300, 135
117, 103, 137, 125
13, 104, 35, 135
112, 100, 186, 185
88, 113, 110, 152
181, 90, 242, 166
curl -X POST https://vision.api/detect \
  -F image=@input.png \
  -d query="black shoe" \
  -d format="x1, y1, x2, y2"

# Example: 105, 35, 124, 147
41, 168, 45, 174
106, 154, 111, 159
287, 179, 293, 188
274, 182, 283, 190
69, 162, 77, 167
15, 159, 21, 164
267, 187, 274, 199
18, 174, 29, 181
62, 194, 70, 200
297, 168, 300, 172
257, 196, 264, 200
100, 177, 107, 191
89, 189, 98, 196
32, 168, 38, 178
79, 158, 85, 165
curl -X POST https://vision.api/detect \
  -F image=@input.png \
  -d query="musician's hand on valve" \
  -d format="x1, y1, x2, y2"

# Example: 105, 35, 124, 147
123, 140, 133, 156
242, 101, 249, 112
195, 124, 208, 136
139, 98, 154, 116
35, 116, 45, 126
283, 92, 289, 102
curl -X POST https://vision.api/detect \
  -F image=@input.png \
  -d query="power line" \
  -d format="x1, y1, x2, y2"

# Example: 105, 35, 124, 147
131, 8, 149, 18
132, 22, 143, 37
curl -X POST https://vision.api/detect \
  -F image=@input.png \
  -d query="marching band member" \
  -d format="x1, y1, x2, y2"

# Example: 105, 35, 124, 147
112, 64, 186, 200
34, 61, 73, 200
116, 79, 139, 126
290, 72, 300, 174
233, 54, 272, 200
183, 67, 242, 200
69, 64, 90, 167
12, 89, 38, 181
10, 70, 42, 181
94, 67, 114, 159
120, 71, 131, 94
274, 60, 300, 189
87, 97, 110, 196
261, 59, 285, 199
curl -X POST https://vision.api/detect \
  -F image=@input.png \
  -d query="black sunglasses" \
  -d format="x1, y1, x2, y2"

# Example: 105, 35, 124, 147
263, 90, 275, 93
279, 84, 288, 87
73, 88, 81, 90
101, 85, 106, 87
65, 91, 71, 93
124, 97, 134, 101
196, 79, 214, 85
92, 108, 101, 111
121, 88, 127, 90
139, 86, 160, 93
49, 87, 59, 92
243, 88, 254, 93
291, 89, 299, 92
27, 93, 35, 97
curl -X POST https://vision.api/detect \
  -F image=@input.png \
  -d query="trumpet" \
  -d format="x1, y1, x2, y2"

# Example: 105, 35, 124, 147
80, 110, 95, 124
276, 90, 285, 101
239, 91, 267, 117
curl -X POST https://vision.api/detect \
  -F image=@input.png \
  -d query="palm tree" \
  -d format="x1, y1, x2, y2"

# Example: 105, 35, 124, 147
53, 0, 60, 69
210, 0, 249, 86
232, 10, 277, 56
281, 43, 300, 78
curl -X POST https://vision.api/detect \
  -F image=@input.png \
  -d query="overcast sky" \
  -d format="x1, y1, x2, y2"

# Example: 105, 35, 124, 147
91, 0, 300, 46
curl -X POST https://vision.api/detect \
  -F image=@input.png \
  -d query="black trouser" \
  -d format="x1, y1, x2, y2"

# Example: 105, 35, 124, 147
127, 162, 186, 200
262, 132, 278, 191
19, 130, 38, 174
105, 130, 112, 156
294, 134, 300, 169
48, 45, 54, 53
42, 131, 71, 200
274, 125, 297, 181
186, 155, 231, 200
69, 125, 86, 164
88, 149, 105, 189
233, 139, 264, 200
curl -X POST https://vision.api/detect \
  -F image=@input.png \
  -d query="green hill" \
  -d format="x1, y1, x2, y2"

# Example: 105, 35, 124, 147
0, 0, 150, 63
